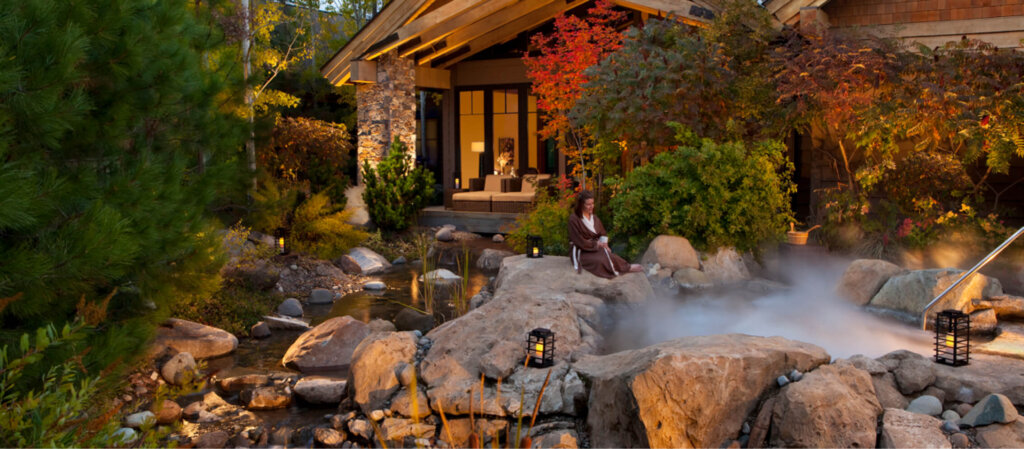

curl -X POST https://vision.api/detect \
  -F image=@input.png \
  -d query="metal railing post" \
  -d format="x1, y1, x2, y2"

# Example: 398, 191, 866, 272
920, 226, 1024, 329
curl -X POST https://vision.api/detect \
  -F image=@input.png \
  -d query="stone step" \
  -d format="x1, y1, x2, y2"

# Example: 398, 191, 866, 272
976, 323, 1024, 360
974, 295, 1024, 319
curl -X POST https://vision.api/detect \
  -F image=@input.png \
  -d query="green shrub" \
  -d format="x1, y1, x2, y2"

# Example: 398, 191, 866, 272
361, 139, 435, 232
169, 278, 282, 336
247, 175, 304, 235
261, 116, 353, 209
610, 125, 795, 257
290, 192, 369, 259
0, 320, 122, 448
508, 177, 574, 256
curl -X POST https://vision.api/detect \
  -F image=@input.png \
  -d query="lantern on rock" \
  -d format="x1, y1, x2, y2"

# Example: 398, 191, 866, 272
526, 328, 554, 368
934, 309, 970, 366
527, 235, 543, 258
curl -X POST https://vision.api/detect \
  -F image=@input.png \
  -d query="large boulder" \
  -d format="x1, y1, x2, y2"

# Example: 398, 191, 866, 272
282, 316, 369, 373
639, 235, 700, 271
574, 334, 830, 448
493, 255, 653, 305
421, 288, 605, 416
477, 248, 515, 271
152, 318, 238, 359
770, 362, 883, 448
349, 331, 417, 414
837, 259, 906, 306
700, 247, 751, 284
869, 269, 1003, 321
347, 247, 391, 275
879, 408, 950, 449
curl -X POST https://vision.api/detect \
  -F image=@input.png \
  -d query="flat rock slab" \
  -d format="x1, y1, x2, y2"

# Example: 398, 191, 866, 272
976, 324, 1024, 360
930, 353, 1024, 408
152, 318, 238, 359
880, 408, 950, 449
976, 417, 1024, 448
494, 255, 653, 305
263, 315, 312, 331
348, 247, 391, 275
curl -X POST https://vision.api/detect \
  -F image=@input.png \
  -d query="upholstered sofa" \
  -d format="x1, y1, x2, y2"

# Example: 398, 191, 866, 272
451, 174, 512, 212
491, 174, 551, 213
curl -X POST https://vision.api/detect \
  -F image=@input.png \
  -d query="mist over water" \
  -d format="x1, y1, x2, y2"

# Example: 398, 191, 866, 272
606, 253, 934, 360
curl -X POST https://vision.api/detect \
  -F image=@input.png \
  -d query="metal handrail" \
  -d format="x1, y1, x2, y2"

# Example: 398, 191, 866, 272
920, 225, 1024, 329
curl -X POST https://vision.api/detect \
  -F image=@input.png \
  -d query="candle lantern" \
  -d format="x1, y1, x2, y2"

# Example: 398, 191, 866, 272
526, 235, 543, 258
526, 328, 555, 368
274, 229, 287, 254
934, 309, 970, 366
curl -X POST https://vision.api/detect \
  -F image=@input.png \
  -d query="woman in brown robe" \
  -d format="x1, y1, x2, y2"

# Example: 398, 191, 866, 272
568, 190, 644, 279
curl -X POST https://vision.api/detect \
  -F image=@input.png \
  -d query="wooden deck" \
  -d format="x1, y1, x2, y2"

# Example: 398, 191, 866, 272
418, 206, 520, 234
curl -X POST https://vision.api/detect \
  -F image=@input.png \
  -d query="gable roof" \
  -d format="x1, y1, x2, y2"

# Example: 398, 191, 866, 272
321, 0, 717, 86
762, 0, 830, 26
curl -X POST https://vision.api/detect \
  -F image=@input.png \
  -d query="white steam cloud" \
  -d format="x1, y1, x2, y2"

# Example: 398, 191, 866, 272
606, 253, 934, 360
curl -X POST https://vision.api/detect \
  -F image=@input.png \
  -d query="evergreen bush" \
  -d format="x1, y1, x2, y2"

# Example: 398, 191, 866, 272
0, 0, 245, 374
361, 139, 435, 232
610, 126, 795, 258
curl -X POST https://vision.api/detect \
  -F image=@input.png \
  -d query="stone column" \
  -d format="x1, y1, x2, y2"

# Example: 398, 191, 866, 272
355, 52, 417, 183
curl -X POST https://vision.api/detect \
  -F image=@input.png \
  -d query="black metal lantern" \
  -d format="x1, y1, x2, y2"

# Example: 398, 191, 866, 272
526, 235, 543, 258
934, 309, 970, 366
526, 328, 555, 368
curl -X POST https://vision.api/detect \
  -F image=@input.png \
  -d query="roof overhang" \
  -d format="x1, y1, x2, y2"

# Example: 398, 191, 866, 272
764, 0, 831, 27
321, 0, 717, 87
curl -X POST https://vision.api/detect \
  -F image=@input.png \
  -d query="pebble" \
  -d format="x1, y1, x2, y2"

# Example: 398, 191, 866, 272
950, 432, 970, 448
393, 256, 407, 265
415, 438, 430, 447
777, 375, 790, 387
492, 234, 505, 243
942, 410, 961, 422
363, 281, 386, 291
942, 420, 960, 433
112, 428, 137, 444
125, 411, 155, 429
370, 410, 385, 421
419, 337, 431, 346
788, 369, 803, 382
412, 330, 423, 338
290, 264, 299, 270
742, 422, 751, 434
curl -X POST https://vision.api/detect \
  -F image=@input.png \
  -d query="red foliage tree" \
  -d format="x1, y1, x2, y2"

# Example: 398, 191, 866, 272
523, 0, 626, 185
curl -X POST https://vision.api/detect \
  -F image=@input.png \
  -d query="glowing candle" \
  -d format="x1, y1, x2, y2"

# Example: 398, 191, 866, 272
455, 178, 461, 189
535, 342, 544, 358
278, 237, 285, 253
946, 334, 955, 348
532, 247, 539, 257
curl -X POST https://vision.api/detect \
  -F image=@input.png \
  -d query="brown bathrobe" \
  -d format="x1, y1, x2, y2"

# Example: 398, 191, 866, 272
568, 213, 631, 279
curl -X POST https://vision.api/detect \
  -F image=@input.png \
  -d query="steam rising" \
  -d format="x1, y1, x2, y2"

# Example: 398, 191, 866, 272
606, 253, 934, 359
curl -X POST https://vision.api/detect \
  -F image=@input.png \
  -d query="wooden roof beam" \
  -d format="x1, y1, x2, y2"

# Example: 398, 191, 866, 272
411, 0, 557, 64
322, 0, 428, 85
361, 0, 517, 61
612, 0, 713, 26
437, 0, 592, 69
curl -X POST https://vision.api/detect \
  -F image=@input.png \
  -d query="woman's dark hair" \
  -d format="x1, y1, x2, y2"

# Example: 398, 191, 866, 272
574, 190, 595, 217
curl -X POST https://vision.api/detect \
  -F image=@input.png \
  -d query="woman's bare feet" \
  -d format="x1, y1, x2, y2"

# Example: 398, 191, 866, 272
629, 264, 644, 273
